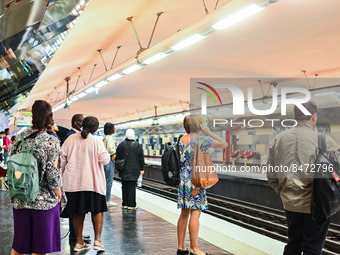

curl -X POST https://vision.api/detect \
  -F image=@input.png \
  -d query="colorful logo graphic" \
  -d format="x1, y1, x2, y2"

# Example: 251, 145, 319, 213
196, 82, 222, 106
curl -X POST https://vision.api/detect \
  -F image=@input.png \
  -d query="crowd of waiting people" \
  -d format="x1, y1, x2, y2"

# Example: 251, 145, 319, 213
2, 100, 221, 255
3, 99, 330, 255
2, 100, 146, 254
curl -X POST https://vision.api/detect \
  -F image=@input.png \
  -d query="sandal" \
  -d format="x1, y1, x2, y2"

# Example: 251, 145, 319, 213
74, 242, 91, 252
94, 240, 105, 251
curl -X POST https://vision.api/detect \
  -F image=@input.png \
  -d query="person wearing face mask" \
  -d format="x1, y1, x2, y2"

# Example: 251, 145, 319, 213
60, 114, 90, 243
61, 114, 84, 146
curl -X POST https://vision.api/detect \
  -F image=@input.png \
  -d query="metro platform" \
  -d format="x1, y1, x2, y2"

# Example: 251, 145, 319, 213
0, 181, 285, 255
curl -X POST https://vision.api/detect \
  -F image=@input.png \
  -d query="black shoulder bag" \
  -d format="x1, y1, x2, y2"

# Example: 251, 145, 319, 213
311, 132, 340, 219
116, 144, 129, 172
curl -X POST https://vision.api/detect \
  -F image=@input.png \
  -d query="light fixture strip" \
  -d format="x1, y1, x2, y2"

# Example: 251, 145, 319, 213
85, 87, 96, 93
212, 4, 264, 30
143, 52, 169, 64
95, 80, 109, 88
77, 92, 87, 98
122, 64, 143, 74
107, 74, 123, 81
171, 34, 206, 51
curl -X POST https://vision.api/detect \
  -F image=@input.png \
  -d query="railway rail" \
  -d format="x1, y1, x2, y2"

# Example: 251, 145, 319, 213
134, 177, 340, 255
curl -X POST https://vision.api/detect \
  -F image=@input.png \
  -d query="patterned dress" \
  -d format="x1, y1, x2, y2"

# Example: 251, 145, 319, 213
177, 133, 213, 210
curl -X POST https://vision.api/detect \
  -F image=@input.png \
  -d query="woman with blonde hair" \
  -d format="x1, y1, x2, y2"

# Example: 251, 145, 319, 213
177, 114, 228, 255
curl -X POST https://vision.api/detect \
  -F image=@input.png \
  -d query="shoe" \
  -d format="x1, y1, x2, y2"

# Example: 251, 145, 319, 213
83, 235, 91, 244
74, 242, 90, 252
107, 201, 118, 207
122, 206, 128, 209
127, 206, 139, 210
177, 249, 189, 254
94, 240, 105, 251
189, 253, 209, 255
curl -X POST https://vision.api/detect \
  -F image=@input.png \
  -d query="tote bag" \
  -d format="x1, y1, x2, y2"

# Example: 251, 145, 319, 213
192, 136, 219, 190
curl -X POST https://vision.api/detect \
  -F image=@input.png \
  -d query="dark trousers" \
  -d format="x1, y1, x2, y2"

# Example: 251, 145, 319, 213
122, 180, 137, 207
69, 216, 76, 239
284, 210, 331, 255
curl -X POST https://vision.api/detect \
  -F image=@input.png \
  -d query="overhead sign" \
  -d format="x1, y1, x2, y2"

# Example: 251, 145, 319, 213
16, 116, 31, 127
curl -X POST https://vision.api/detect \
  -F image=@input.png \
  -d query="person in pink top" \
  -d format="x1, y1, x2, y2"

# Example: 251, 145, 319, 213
61, 116, 110, 252
3, 128, 11, 165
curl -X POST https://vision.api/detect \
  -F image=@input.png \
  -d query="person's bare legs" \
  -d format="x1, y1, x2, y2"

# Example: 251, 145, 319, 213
177, 209, 190, 251
10, 249, 24, 255
73, 214, 86, 245
91, 212, 104, 242
189, 209, 205, 255
11, 250, 46, 255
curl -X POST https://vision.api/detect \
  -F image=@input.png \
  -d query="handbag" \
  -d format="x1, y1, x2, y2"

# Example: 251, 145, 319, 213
116, 155, 128, 172
191, 136, 218, 195
116, 145, 129, 172
311, 132, 340, 219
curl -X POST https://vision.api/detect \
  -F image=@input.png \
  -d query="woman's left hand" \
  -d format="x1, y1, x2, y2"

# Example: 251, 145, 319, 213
141, 170, 144, 176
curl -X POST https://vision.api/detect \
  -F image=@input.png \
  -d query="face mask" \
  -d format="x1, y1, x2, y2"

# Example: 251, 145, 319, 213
75, 121, 82, 131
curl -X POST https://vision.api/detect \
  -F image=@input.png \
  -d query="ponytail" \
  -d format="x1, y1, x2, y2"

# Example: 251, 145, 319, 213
80, 116, 99, 139
81, 129, 89, 139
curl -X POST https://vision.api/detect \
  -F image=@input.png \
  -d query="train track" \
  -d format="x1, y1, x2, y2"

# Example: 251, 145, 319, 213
136, 177, 340, 255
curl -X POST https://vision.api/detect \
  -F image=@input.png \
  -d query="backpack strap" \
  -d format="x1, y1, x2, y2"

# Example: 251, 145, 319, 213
318, 132, 327, 152
176, 135, 183, 149
34, 134, 49, 150
20, 133, 26, 151
21, 133, 49, 154
176, 134, 184, 159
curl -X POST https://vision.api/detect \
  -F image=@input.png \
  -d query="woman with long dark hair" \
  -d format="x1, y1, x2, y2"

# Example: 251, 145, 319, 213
10, 100, 66, 255
61, 116, 110, 252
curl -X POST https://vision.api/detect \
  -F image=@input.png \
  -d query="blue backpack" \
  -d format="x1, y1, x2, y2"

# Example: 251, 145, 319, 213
7, 132, 49, 202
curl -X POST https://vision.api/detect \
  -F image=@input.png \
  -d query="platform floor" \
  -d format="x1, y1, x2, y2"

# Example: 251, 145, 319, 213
0, 191, 230, 255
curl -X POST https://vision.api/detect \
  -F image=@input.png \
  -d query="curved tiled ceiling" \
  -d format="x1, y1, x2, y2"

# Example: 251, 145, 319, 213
2, 0, 340, 129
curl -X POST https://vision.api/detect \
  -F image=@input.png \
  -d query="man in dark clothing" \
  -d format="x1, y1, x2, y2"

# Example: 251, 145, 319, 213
61, 114, 84, 146
267, 101, 339, 255
115, 129, 144, 209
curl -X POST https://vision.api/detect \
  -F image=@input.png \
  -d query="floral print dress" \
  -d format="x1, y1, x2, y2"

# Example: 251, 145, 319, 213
177, 133, 213, 210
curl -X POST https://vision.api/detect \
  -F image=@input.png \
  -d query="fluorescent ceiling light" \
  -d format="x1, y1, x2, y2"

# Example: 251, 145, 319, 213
171, 34, 206, 51
313, 91, 337, 97
107, 74, 123, 81
122, 65, 143, 74
54, 104, 64, 111
77, 92, 87, 98
95, 81, 109, 88
70, 96, 79, 102
85, 87, 96, 93
143, 53, 169, 64
212, 4, 264, 30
